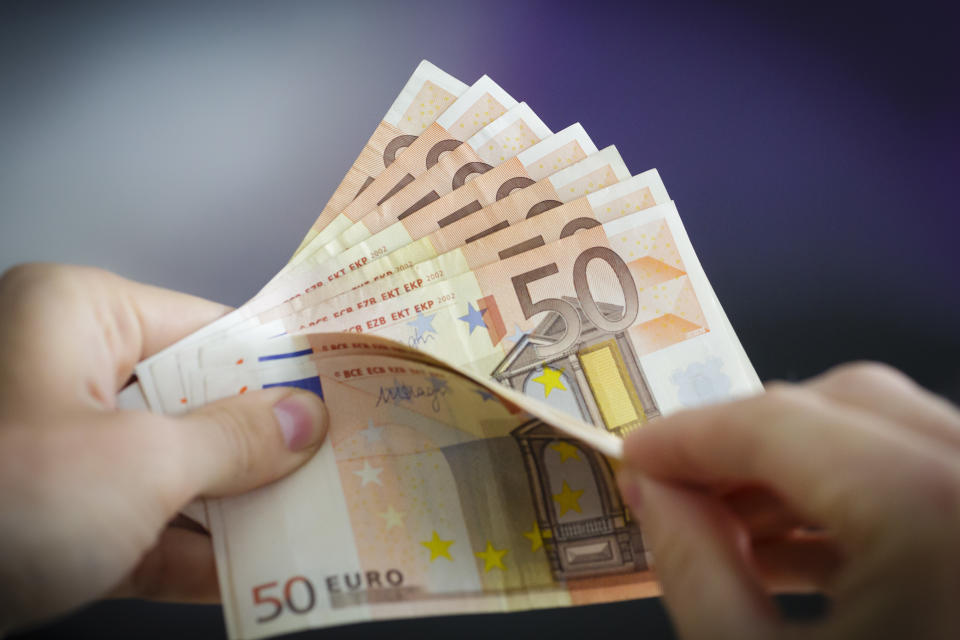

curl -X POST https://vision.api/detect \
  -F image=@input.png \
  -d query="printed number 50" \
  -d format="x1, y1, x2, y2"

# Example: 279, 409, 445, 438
511, 247, 639, 358
252, 576, 316, 623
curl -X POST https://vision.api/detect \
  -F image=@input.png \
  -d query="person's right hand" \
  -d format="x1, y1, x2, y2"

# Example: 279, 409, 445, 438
618, 362, 960, 640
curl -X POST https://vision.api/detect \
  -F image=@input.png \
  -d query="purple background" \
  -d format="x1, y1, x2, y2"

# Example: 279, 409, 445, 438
2, 1, 957, 638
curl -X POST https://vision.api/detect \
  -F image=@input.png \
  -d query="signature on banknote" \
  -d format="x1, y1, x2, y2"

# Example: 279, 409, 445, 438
376, 376, 449, 412
407, 332, 437, 348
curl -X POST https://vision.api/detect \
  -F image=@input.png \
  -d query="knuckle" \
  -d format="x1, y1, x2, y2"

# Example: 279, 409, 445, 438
825, 360, 914, 392
0, 262, 106, 285
0, 263, 102, 307
0, 262, 59, 292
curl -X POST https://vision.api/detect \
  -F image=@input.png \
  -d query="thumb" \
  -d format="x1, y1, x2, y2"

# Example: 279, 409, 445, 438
176, 387, 328, 497
618, 473, 779, 640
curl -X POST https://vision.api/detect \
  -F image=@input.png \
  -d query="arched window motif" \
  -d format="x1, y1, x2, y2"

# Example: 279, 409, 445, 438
542, 440, 602, 525
511, 421, 647, 579
523, 367, 587, 421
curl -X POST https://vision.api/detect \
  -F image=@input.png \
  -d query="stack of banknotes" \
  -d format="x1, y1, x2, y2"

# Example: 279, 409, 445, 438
120, 61, 762, 639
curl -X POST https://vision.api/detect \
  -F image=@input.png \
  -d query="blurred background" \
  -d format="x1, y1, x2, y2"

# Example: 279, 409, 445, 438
2, 0, 957, 637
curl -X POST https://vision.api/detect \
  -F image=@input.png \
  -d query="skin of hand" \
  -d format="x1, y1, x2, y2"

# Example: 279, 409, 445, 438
0, 264, 329, 633
618, 362, 960, 640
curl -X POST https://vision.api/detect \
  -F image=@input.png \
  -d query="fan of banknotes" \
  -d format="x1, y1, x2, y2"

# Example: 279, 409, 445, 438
122, 61, 761, 639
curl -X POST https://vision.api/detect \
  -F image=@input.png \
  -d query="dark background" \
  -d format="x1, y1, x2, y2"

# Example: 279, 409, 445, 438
2, 0, 957, 637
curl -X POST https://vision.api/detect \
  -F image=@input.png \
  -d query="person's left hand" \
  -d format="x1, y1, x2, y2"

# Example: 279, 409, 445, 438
0, 264, 329, 632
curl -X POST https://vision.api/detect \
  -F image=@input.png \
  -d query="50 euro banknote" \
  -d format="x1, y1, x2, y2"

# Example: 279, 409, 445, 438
199, 341, 660, 639
201, 200, 761, 438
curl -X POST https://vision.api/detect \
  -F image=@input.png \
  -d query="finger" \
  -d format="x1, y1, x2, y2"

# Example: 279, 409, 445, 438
621, 385, 952, 548
0, 263, 229, 360
175, 387, 328, 498
90, 268, 231, 386
806, 361, 960, 450
110, 526, 219, 603
105, 271, 231, 361
0, 264, 231, 408
620, 474, 779, 640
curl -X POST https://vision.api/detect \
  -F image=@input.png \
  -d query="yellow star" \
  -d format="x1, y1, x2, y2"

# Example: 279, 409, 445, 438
474, 541, 508, 572
531, 366, 566, 398
550, 441, 581, 463
522, 521, 544, 552
421, 530, 454, 562
552, 480, 584, 516
378, 505, 405, 531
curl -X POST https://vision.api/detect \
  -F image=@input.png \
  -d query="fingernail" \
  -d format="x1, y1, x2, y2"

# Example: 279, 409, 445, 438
274, 392, 327, 451
617, 471, 644, 516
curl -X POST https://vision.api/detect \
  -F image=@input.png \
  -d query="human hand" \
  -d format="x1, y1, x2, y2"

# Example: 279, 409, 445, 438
618, 362, 960, 639
0, 264, 328, 632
